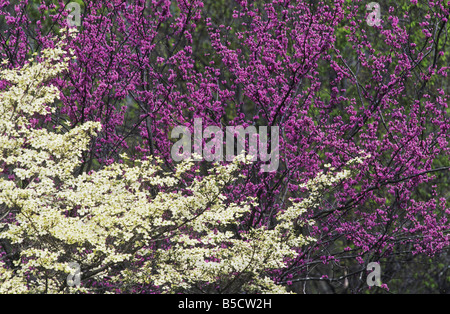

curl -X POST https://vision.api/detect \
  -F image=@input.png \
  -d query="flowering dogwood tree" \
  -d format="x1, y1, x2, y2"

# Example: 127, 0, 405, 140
1, 0, 449, 293
0, 36, 373, 294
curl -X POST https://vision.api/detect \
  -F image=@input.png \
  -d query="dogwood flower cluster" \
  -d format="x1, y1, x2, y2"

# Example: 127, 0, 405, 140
0, 38, 362, 294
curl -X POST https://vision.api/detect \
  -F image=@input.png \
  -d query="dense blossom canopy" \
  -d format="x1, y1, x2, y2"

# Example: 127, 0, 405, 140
0, 0, 449, 293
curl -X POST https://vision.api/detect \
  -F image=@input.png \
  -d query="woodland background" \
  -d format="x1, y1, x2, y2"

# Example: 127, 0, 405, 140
0, 0, 449, 293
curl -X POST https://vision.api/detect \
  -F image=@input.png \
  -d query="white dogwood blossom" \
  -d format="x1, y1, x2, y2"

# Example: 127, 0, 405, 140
0, 33, 364, 294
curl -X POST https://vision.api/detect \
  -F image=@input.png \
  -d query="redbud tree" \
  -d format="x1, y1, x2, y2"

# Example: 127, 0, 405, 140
1, 0, 449, 293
